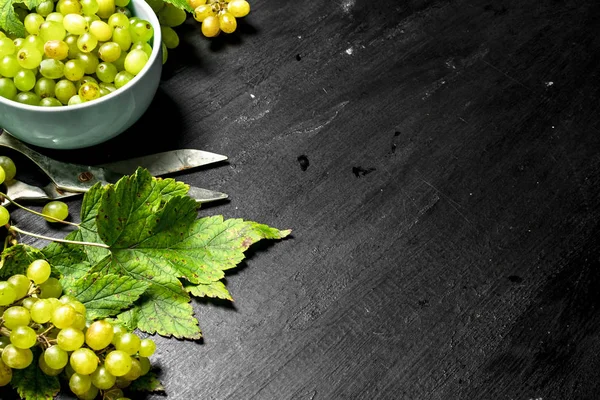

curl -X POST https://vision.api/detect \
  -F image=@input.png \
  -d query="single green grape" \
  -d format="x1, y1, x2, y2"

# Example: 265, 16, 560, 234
124, 48, 148, 75
76, 52, 99, 74
35, 0, 54, 17
97, 0, 116, 19
228, 0, 250, 17
0, 358, 12, 386
44, 345, 69, 369
0, 281, 17, 306
79, 81, 101, 101
39, 277, 63, 298
96, 61, 118, 83
21, 297, 38, 310
90, 20, 113, 41
68, 94, 85, 105
91, 365, 117, 389
115, 0, 129, 7
38, 354, 64, 376
55, 79, 77, 104
201, 15, 220, 37
108, 12, 129, 29
13, 69, 36, 91
35, 77, 57, 99
0, 206, 10, 227
115, 6, 132, 17
161, 41, 168, 64
77, 32, 99, 53
41, 200, 69, 222
139, 356, 151, 375
114, 332, 141, 355
86, 320, 114, 350
130, 41, 152, 57
39, 58, 66, 79
39, 21, 67, 42
44, 39, 69, 60
138, 338, 156, 357
24, 35, 44, 52
10, 326, 37, 349
193, 4, 215, 22
129, 19, 153, 43
2, 306, 30, 329
15, 91, 41, 106
145, 0, 164, 13
122, 357, 142, 380
158, 3, 187, 27
1, 344, 33, 369
160, 25, 179, 49
64, 35, 81, 58
114, 70, 133, 88
0, 37, 17, 57
27, 259, 51, 284
30, 298, 54, 323
69, 372, 92, 395
64, 59, 86, 81
112, 26, 132, 51
104, 350, 132, 376
0, 54, 20, 77
0, 167, 4, 184
16, 46, 43, 69
0, 156, 16, 181
0, 78, 17, 100
98, 41, 122, 62
7, 274, 30, 300
63, 13, 89, 35
58, 0, 82, 14
57, 326, 85, 351
70, 348, 99, 375
45, 12, 65, 23
52, 304, 77, 329
219, 12, 237, 34
81, 0, 100, 15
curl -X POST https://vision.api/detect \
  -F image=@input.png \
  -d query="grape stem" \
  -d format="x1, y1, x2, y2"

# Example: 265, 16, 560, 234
9, 226, 110, 248
0, 191, 80, 227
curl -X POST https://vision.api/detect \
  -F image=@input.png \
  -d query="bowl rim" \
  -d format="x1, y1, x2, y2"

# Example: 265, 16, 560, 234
0, 0, 162, 113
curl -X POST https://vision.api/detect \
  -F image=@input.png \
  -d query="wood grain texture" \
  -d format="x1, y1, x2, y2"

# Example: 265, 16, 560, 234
2, 0, 600, 398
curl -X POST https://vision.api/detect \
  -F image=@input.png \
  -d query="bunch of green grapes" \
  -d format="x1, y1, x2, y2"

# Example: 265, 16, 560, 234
0, 0, 155, 106
0, 258, 156, 399
0, 156, 69, 226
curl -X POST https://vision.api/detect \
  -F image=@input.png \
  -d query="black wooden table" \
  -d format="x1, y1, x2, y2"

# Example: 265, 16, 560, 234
3, 0, 600, 398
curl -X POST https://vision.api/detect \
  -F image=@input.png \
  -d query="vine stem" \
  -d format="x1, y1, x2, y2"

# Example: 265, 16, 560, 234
0, 191, 80, 227
9, 226, 109, 249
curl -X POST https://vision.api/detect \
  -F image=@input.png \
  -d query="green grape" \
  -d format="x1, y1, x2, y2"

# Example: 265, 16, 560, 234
64, 35, 81, 58
13, 69, 36, 91
73, 312, 87, 330
69, 372, 92, 395
219, 12, 237, 34
27, 259, 51, 284
68, 94, 85, 105
70, 348, 99, 375
98, 41, 121, 62
138, 356, 151, 375
84, 14, 101, 25
63, 59, 84, 81
77, 32, 98, 53
138, 338, 156, 357
77, 385, 100, 400
41, 200, 69, 222
16, 46, 43, 69
103, 387, 125, 400
35, 77, 57, 98
129, 19, 153, 43
0, 167, 4, 184
85, 320, 114, 350
111, 324, 127, 345
160, 25, 179, 49
0, 282, 17, 306
7, 274, 30, 300
38, 354, 64, 376
23, 13, 45, 35
3, 306, 30, 328
1, 344, 33, 369
79, 75, 98, 86
90, 20, 113, 41
39, 21, 67, 42
193, 4, 214, 22
39, 58, 65, 79
161, 41, 167, 64
68, 300, 86, 315
91, 365, 116, 389
0, 37, 16, 57
0, 157, 16, 181
0, 54, 20, 77
187, 0, 206, 10
113, 70, 133, 88
30, 298, 54, 323
104, 350, 132, 376
130, 41, 151, 57
123, 48, 147, 75
58, 294, 77, 305
44, 40, 69, 60
10, 326, 37, 349
15, 91, 41, 105
55, 79, 77, 104
0, 358, 12, 386
96, 61, 118, 82
63, 14, 89, 35
57, 326, 85, 351
228, 0, 250, 17
81, 0, 99, 15
112, 26, 132, 51
44, 344, 69, 369
45, 12, 65, 23
0, 78, 17, 100
40, 96, 62, 106
201, 15, 220, 37
58, 0, 82, 15
115, 0, 129, 7
36, 0, 55, 17
13, 38, 25, 50
39, 277, 63, 298
108, 12, 129, 29
52, 304, 77, 329
97, 0, 116, 19
99, 81, 116, 94
158, 3, 187, 27
122, 357, 142, 380
76, 52, 99, 74
115, 6, 132, 17
24, 35, 45, 52
113, 50, 127, 70
114, 332, 140, 355
21, 297, 38, 310
79, 81, 101, 100
145, 0, 164, 13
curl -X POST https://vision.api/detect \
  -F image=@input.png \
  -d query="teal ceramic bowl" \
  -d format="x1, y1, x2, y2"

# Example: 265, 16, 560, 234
0, 0, 162, 150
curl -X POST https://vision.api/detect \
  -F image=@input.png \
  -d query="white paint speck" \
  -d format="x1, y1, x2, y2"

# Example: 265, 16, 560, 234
545, 81, 554, 87
250, 93, 255, 99
297, 35, 302, 39
341, 0, 356, 13
345, 47, 354, 55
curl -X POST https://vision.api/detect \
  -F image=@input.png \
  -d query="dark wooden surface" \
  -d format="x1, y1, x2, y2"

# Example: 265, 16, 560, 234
3, 0, 600, 398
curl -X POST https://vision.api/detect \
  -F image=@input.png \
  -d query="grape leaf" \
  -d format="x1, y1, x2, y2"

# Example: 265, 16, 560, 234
0, 244, 46, 279
185, 280, 233, 301
61, 272, 151, 320
0, 0, 44, 37
10, 348, 60, 400
44, 168, 291, 339
162, 0, 193, 13
128, 371, 165, 393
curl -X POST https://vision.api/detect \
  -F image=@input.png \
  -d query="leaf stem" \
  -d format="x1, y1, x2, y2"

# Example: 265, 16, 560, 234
0, 191, 80, 227
9, 226, 109, 249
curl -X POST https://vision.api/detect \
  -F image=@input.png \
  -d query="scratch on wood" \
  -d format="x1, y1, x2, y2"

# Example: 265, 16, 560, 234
482, 60, 531, 91
419, 178, 472, 225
